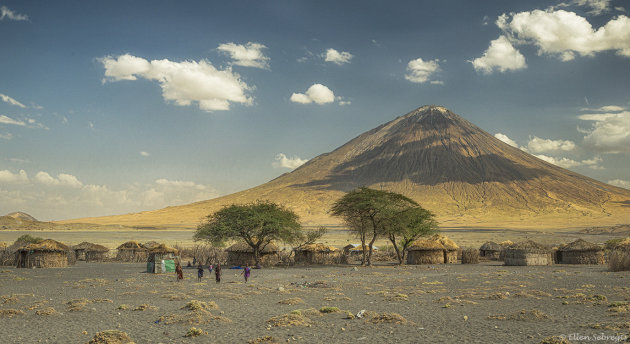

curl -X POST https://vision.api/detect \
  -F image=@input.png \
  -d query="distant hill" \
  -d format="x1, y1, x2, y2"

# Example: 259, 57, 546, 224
59, 105, 630, 229
5, 212, 38, 222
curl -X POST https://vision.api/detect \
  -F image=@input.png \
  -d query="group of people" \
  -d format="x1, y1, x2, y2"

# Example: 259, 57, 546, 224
175, 261, 251, 283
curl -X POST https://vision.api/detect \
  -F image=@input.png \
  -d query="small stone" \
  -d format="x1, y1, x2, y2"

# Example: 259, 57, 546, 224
278, 287, 285, 292
463, 315, 468, 321
81, 331, 88, 335
341, 327, 345, 331
352, 267, 358, 271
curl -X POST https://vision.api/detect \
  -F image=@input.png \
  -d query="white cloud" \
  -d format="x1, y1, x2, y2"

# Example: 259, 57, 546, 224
580, 105, 625, 112
101, 54, 253, 111
0, 115, 26, 126
290, 84, 336, 105
535, 154, 602, 169
0, 169, 28, 184
272, 153, 308, 169
0, 132, 12, 140
557, 0, 612, 15
608, 179, 630, 189
527, 136, 576, 153
140, 151, 150, 157
0, 93, 26, 108
0, 6, 28, 21
324, 48, 353, 65
404, 58, 441, 83
471, 35, 527, 74
35, 171, 83, 188
494, 133, 519, 147
217, 42, 270, 69
580, 110, 630, 153
155, 178, 208, 190
497, 10, 630, 60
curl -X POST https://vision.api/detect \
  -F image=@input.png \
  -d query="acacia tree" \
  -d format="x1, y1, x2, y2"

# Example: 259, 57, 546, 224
331, 187, 437, 266
193, 200, 303, 266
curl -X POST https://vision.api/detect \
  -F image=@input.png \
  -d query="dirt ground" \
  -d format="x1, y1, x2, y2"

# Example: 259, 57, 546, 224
1, 261, 629, 344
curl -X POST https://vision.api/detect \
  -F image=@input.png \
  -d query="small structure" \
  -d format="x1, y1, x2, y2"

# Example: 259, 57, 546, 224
294, 243, 339, 264
147, 244, 179, 273
116, 241, 148, 262
503, 240, 553, 266
72, 242, 110, 262
556, 239, 605, 265
479, 241, 503, 260
226, 242, 279, 267
343, 244, 378, 256
142, 241, 161, 250
15, 239, 70, 268
430, 234, 459, 263
406, 239, 446, 264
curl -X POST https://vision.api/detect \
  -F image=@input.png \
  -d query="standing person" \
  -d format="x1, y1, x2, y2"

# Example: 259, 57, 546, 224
197, 263, 204, 282
175, 262, 183, 282
215, 262, 222, 283
242, 265, 251, 283
208, 264, 213, 274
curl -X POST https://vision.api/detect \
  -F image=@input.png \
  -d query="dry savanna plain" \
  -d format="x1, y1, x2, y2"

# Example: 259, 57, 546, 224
1, 226, 630, 343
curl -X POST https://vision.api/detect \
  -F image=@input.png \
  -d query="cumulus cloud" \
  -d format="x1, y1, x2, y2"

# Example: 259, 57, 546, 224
324, 48, 353, 65
527, 136, 576, 153
0, 6, 28, 21
405, 58, 442, 83
217, 42, 270, 69
0, 93, 26, 108
579, 109, 630, 153
100, 54, 253, 111
535, 154, 602, 169
608, 179, 630, 189
0, 169, 28, 184
494, 133, 519, 147
290, 84, 336, 105
35, 171, 83, 188
471, 35, 527, 74
272, 153, 308, 169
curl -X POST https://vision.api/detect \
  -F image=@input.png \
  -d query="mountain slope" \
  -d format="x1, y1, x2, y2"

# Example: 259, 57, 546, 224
60, 105, 630, 228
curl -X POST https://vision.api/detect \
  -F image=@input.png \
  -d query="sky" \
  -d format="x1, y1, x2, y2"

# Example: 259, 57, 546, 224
1, 0, 630, 221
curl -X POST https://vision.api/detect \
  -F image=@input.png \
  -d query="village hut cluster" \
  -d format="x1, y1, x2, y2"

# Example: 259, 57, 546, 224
406, 234, 459, 265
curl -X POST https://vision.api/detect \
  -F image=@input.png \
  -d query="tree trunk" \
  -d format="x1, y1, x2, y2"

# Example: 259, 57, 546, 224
389, 234, 403, 265
360, 239, 367, 266
367, 232, 378, 266
253, 245, 261, 267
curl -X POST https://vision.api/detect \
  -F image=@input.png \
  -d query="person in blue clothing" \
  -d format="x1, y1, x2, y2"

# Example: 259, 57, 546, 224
197, 263, 204, 282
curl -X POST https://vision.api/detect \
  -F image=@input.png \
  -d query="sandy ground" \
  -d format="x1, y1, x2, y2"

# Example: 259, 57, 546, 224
1, 261, 629, 344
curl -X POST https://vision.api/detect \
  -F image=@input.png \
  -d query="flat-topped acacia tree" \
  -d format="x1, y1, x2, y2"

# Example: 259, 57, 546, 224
193, 200, 303, 266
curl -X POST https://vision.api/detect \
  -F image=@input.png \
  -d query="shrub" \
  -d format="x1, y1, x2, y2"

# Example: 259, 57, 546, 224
608, 250, 630, 272
461, 248, 480, 264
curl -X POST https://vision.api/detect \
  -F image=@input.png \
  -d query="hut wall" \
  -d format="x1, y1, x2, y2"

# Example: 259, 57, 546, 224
559, 251, 605, 265
116, 249, 147, 262
480, 250, 501, 260
503, 251, 552, 266
75, 249, 87, 261
294, 251, 338, 265
227, 251, 279, 267
445, 250, 458, 264
406, 250, 444, 265
16, 251, 68, 268
85, 251, 107, 262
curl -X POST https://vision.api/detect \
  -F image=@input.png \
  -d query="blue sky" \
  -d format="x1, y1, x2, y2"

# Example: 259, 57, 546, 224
1, 0, 629, 221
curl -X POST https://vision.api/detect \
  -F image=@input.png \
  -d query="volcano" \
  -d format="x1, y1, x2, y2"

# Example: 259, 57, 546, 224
62, 105, 630, 228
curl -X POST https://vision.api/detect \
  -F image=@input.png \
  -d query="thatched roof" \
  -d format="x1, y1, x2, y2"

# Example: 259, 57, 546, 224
407, 239, 445, 251
0, 242, 6, 249
430, 234, 459, 250
297, 243, 338, 253
505, 240, 551, 253
18, 239, 69, 252
499, 240, 514, 246
148, 243, 178, 255
226, 242, 279, 253
558, 239, 602, 252
142, 241, 161, 250
116, 241, 146, 250
72, 241, 94, 250
480, 241, 502, 251
73, 241, 108, 252
607, 237, 630, 250
343, 244, 378, 251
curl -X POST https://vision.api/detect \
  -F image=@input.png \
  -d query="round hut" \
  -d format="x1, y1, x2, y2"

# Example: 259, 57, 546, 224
116, 241, 148, 262
294, 243, 339, 264
15, 239, 70, 268
479, 241, 503, 260
430, 234, 459, 264
406, 239, 446, 264
503, 240, 553, 266
147, 244, 179, 273
226, 242, 279, 267
556, 239, 605, 264
72, 242, 110, 262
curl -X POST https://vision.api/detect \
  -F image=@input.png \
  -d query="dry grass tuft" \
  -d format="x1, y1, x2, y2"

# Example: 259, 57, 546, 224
267, 313, 312, 327
87, 330, 135, 344
133, 304, 157, 311
66, 298, 91, 311
319, 306, 340, 313
514, 290, 552, 299
278, 297, 304, 305
184, 327, 207, 337
248, 336, 279, 343
368, 312, 408, 324
35, 307, 58, 315
0, 309, 24, 317
589, 321, 630, 331
182, 300, 218, 311
488, 309, 550, 321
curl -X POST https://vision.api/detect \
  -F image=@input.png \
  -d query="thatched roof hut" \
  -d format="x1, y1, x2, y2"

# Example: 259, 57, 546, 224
429, 234, 459, 263
480, 241, 503, 260
556, 239, 605, 264
72, 242, 109, 262
406, 239, 446, 265
147, 244, 179, 273
116, 241, 147, 262
15, 239, 70, 268
142, 241, 161, 250
294, 243, 339, 264
503, 240, 553, 266
226, 242, 279, 267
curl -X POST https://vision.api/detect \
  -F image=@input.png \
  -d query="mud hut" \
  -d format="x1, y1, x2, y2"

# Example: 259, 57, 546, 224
503, 240, 553, 266
406, 239, 446, 264
116, 241, 148, 262
294, 243, 339, 264
226, 242, 279, 267
15, 239, 70, 268
147, 244, 179, 273
479, 241, 503, 260
72, 242, 110, 262
556, 239, 605, 264
430, 234, 459, 263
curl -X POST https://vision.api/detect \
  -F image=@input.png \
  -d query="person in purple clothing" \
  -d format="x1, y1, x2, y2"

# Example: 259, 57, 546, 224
242, 265, 251, 283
